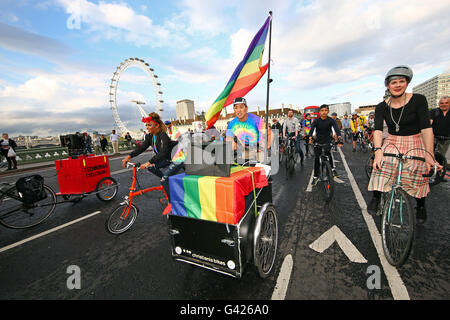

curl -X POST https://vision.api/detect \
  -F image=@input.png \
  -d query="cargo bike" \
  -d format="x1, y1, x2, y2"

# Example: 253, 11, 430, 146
105, 139, 278, 279
167, 161, 278, 279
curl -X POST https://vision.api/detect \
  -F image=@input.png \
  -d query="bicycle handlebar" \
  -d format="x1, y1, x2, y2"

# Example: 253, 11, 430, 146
382, 153, 438, 178
435, 135, 450, 141
127, 162, 141, 170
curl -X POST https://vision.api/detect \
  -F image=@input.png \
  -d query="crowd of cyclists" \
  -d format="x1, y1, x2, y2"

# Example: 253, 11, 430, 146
121, 65, 447, 226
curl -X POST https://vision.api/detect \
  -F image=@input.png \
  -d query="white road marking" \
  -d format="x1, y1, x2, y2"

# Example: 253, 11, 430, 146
333, 177, 344, 184
337, 147, 410, 300
309, 225, 367, 263
306, 169, 315, 192
271, 254, 293, 300
111, 168, 131, 175
0, 211, 102, 254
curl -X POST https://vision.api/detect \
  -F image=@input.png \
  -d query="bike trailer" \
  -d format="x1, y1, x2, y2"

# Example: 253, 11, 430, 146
55, 155, 111, 195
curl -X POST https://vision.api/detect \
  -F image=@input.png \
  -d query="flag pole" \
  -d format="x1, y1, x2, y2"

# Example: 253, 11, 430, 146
264, 11, 273, 157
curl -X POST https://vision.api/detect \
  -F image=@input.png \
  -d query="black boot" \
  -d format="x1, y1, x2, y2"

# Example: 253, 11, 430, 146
367, 197, 380, 215
416, 206, 427, 224
367, 191, 382, 216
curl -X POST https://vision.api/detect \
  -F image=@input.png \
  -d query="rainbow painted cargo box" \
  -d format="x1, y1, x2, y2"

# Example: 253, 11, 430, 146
167, 165, 278, 279
54, 155, 118, 201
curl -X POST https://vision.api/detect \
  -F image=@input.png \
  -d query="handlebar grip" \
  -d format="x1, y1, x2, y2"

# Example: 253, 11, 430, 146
422, 164, 438, 178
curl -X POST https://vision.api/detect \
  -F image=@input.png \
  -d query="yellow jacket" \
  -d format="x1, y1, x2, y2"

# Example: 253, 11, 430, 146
350, 116, 366, 133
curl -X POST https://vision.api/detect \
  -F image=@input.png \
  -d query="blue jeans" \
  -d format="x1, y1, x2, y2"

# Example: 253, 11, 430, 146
148, 159, 184, 201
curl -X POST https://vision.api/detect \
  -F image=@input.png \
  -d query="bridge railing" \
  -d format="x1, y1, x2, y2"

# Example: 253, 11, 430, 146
0, 141, 139, 166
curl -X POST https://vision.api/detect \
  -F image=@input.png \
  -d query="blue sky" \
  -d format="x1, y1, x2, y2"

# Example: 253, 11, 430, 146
0, 0, 449, 136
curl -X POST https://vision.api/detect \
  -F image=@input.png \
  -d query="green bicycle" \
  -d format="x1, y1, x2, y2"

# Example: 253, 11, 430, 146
377, 146, 436, 266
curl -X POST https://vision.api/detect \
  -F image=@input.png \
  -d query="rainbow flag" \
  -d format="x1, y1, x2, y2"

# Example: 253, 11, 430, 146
169, 166, 268, 224
205, 15, 271, 129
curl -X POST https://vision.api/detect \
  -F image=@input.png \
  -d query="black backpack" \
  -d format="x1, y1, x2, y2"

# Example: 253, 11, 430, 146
15, 175, 47, 205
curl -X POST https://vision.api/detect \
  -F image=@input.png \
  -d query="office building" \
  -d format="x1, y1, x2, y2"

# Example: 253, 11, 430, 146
176, 99, 195, 120
413, 73, 450, 109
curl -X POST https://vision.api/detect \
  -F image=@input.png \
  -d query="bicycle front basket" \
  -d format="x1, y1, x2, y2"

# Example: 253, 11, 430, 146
15, 175, 47, 205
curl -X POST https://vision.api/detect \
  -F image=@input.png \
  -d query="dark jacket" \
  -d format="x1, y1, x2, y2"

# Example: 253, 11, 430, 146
100, 138, 108, 150
129, 131, 177, 164
0, 138, 17, 157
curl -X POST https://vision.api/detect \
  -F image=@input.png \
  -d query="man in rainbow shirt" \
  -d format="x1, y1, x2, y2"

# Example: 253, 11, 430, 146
302, 113, 313, 157
226, 97, 270, 162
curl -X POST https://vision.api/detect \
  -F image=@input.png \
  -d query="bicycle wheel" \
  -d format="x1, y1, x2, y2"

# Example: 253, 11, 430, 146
106, 203, 138, 234
381, 188, 414, 267
429, 152, 447, 186
253, 204, 278, 279
365, 154, 374, 180
96, 177, 118, 201
361, 137, 368, 153
0, 185, 56, 229
320, 161, 334, 202
285, 145, 292, 172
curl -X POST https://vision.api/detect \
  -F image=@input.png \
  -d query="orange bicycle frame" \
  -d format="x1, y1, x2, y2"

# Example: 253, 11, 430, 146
120, 165, 169, 219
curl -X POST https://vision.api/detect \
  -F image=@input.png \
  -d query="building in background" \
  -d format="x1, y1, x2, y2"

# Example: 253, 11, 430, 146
328, 102, 352, 117
176, 99, 195, 120
356, 105, 376, 117
413, 73, 450, 109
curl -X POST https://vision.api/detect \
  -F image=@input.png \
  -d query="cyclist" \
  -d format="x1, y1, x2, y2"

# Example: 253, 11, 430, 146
226, 97, 270, 162
122, 112, 184, 200
165, 120, 180, 141
341, 114, 351, 143
301, 113, 313, 156
350, 111, 366, 152
365, 111, 375, 143
430, 96, 450, 157
367, 65, 440, 224
309, 104, 342, 185
283, 109, 304, 165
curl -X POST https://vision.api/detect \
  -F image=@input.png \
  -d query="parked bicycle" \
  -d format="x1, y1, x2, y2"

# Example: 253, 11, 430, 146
375, 146, 437, 266
106, 162, 168, 234
0, 176, 56, 229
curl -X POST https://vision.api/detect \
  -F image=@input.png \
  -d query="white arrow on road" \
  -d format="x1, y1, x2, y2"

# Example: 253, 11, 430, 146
309, 225, 367, 263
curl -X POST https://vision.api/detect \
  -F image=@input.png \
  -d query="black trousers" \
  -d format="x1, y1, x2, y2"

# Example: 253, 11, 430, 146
313, 144, 334, 177
6, 156, 17, 169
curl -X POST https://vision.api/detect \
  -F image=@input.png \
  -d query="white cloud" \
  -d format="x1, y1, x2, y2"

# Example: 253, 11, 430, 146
55, 0, 185, 47
272, 0, 450, 89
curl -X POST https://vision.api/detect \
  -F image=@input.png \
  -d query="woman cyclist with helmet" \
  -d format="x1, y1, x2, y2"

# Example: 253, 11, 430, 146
367, 65, 440, 224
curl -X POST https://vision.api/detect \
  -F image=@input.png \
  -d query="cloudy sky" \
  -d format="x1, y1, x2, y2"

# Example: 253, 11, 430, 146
0, 0, 449, 136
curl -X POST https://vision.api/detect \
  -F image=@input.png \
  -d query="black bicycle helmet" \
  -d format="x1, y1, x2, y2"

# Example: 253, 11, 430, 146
384, 65, 413, 86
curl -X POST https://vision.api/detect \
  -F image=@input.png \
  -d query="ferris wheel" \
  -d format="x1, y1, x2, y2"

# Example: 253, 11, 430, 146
109, 57, 164, 135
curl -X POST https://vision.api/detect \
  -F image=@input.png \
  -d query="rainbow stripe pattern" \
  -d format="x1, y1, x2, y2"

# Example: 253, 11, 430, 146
205, 15, 271, 129
169, 166, 268, 224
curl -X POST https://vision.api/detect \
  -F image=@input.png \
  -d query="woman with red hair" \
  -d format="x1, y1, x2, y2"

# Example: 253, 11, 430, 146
122, 112, 183, 198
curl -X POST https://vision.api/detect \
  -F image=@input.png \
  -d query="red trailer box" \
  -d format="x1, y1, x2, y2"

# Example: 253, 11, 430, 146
55, 155, 111, 195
